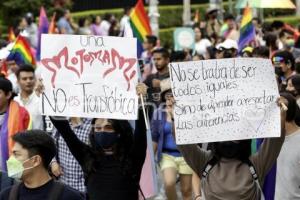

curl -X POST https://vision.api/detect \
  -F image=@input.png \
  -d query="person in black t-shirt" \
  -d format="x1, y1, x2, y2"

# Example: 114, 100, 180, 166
0, 130, 83, 200
144, 48, 170, 119
48, 83, 148, 200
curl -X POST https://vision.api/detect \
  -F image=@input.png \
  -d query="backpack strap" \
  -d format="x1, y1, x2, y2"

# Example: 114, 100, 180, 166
1, 171, 14, 191
201, 156, 218, 179
244, 159, 258, 181
8, 182, 21, 200
48, 181, 65, 200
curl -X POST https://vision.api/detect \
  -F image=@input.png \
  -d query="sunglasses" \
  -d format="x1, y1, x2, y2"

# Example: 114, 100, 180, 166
272, 56, 285, 64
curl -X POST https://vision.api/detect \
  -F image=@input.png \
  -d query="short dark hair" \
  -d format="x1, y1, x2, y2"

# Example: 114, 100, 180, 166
252, 17, 261, 25
271, 20, 284, 30
290, 74, 300, 94
263, 33, 277, 47
224, 13, 234, 21
272, 50, 295, 70
0, 78, 13, 95
280, 92, 297, 122
170, 51, 186, 62
78, 17, 87, 27
146, 35, 157, 47
16, 64, 35, 79
12, 130, 56, 169
152, 47, 170, 59
124, 6, 131, 14
252, 46, 270, 58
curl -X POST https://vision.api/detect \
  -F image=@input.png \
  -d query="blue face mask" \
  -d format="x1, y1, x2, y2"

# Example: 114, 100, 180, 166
94, 132, 120, 149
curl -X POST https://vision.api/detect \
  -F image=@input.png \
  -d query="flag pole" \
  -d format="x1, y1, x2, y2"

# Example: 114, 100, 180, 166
140, 94, 149, 130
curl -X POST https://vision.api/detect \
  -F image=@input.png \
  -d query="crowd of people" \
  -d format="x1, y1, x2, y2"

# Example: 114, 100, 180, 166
0, 4, 299, 200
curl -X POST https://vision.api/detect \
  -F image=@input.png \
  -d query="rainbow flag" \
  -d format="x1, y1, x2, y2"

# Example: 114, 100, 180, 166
36, 6, 49, 61
238, 5, 255, 52
7, 27, 16, 42
0, 100, 31, 171
220, 23, 229, 38
252, 139, 276, 200
194, 10, 200, 23
129, 0, 152, 57
7, 36, 36, 66
48, 12, 56, 34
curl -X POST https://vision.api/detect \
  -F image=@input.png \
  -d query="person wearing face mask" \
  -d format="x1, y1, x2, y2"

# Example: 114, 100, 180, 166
0, 130, 83, 200
49, 83, 147, 200
272, 50, 296, 92
170, 98, 286, 200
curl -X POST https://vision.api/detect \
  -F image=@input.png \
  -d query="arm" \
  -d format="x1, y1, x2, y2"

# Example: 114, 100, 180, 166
192, 172, 201, 199
131, 108, 147, 170
50, 117, 90, 167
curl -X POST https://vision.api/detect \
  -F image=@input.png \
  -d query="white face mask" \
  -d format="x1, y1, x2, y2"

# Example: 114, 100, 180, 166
6, 156, 36, 179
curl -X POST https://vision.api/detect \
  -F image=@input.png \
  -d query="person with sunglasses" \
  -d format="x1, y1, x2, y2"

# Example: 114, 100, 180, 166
272, 50, 296, 92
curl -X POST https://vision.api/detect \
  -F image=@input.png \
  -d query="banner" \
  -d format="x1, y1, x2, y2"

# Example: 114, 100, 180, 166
174, 28, 195, 51
170, 58, 280, 144
40, 34, 138, 120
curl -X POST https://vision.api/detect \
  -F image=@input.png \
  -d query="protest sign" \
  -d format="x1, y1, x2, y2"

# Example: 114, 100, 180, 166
174, 28, 195, 51
40, 34, 138, 119
169, 58, 280, 144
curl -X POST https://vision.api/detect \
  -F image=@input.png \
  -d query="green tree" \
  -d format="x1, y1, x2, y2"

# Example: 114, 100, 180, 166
0, 0, 72, 29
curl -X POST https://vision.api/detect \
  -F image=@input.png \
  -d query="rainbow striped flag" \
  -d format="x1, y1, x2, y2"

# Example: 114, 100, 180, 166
7, 35, 36, 66
254, 139, 277, 200
7, 27, 16, 42
48, 12, 56, 34
129, 0, 152, 57
238, 5, 255, 52
0, 100, 31, 171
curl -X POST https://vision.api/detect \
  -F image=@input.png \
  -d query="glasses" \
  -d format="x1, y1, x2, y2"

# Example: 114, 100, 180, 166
272, 56, 284, 63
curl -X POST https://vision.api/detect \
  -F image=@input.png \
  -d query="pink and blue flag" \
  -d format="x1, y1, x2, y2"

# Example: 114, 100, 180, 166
36, 6, 49, 61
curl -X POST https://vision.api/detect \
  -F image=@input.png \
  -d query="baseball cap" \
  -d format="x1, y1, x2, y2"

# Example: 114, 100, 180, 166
216, 39, 238, 50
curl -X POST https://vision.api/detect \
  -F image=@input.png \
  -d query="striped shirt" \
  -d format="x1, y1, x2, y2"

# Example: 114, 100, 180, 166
52, 118, 91, 192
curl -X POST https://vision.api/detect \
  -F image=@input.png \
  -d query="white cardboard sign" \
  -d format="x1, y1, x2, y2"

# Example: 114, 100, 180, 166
40, 34, 138, 120
170, 58, 280, 144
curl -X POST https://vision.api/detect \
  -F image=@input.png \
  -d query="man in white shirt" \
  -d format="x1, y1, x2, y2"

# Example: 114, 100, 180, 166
275, 92, 300, 200
119, 7, 132, 37
99, 13, 114, 36
14, 64, 44, 130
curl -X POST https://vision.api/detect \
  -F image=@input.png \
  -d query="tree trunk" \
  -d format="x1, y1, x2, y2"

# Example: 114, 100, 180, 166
183, 0, 191, 26
296, 0, 300, 16
148, 0, 160, 37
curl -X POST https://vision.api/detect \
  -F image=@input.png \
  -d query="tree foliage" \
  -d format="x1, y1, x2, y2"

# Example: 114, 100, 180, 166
0, 0, 72, 28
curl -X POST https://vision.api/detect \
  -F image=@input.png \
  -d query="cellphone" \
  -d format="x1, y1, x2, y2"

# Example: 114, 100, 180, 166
138, 59, 145, 73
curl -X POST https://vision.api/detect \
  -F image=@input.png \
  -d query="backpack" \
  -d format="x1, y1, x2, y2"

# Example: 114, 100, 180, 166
201, 156, 265, 200
8, 180, 65, 200
0, 172, 15, 192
